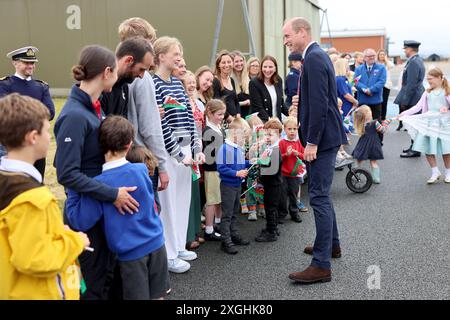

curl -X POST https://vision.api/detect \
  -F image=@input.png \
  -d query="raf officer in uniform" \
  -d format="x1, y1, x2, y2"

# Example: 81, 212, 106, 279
394, 40, 425, 158
285, 53, 303, 108
0, 46, 55, 176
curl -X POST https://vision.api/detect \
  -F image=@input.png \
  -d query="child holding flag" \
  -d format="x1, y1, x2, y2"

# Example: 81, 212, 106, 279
217, 116, 251, 254
246, 113, 266, 221
278, 117, 307, 224
255, 118, 284, 242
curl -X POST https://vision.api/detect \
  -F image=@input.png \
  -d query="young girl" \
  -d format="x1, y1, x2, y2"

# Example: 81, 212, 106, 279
183, 70, 204, 250
398, 67, 450, 184
153, 36, 205, 273
126, 144, 158, 177
352, 105, 391, 183
203, 99, 226, 241
184, 70, 205, 134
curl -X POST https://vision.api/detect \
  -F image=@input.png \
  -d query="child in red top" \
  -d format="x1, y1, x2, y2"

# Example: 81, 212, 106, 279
278, 116, 308, 223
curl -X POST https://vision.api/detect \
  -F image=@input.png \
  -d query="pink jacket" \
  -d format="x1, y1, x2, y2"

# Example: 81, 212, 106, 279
401, 91, 450, 116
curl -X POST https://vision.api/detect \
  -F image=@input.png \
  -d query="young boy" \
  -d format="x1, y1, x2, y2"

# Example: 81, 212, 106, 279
216, 117, 251, 254
66, 116, 168, 300
255, 118, 284, 242
0, 93, 88, 300
278, 117, 307, 224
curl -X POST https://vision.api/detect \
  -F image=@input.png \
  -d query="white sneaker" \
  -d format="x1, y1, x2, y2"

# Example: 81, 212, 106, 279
248, 212, 258, 221
168, 258, 190, 273
445, 176, 450, 184
178, 250, 198, 261
427, 173, 441, 184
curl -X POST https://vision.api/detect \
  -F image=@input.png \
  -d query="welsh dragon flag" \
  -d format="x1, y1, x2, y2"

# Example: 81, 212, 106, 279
163, 96, 187, 110
291, 157, 307, 178
351, 75, 361, 87
192, 164, 201, 182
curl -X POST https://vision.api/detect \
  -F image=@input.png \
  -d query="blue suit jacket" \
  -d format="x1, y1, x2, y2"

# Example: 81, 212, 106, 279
354, 63, 387, 105
394, 54, 425, 107
298, 43, 347, 152
0, 75, 55, 120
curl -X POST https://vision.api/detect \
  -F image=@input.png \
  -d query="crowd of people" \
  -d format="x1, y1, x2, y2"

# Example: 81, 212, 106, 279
0, 16, 449, 300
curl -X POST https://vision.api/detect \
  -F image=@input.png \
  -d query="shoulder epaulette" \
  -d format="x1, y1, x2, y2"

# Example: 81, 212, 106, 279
35, 79, 49, 86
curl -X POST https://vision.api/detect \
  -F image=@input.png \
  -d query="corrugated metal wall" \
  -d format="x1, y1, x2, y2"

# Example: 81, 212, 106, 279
0, 0, 320, 92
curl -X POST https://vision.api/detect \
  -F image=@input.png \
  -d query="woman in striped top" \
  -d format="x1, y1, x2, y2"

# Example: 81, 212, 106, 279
153, 36, 205, 274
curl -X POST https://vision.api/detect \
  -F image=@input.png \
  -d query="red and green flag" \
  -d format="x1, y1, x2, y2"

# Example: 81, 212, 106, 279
163, 96, 186, 110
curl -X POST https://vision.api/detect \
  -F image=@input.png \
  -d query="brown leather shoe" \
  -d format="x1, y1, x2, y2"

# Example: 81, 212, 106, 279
289, 265, 332, 284
304, 245, 342, 258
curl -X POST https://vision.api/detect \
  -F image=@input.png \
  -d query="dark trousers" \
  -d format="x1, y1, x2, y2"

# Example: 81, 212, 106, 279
119, 245, 168, 300
263, 184, 282, 233
381, 87, 391, 121
307, 147, 340, 270
77, 222, 117, 300
367, 103, 382, 121
220, 183, 241, 244
279, 176, 300, 219
34, 158, 46, 179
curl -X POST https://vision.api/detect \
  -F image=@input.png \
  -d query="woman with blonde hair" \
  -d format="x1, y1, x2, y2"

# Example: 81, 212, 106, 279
350, 51, 364, 72
377, 49, 394, 120
153, 36, 205, 273
334, 58, 358, 117
212, 50, 240, 123
247, 57, 260, 79
231, 51, 251, 118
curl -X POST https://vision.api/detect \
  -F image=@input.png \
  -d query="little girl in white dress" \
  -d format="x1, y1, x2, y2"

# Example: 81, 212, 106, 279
399, 67, 450, 184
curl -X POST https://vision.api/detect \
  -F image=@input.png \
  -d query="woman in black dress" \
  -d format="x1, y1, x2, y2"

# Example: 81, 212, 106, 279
231, 51, 251, 118
212, 50, 240, 124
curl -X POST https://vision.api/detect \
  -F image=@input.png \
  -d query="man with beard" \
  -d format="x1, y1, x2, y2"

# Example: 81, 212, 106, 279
101, 37, 154, 117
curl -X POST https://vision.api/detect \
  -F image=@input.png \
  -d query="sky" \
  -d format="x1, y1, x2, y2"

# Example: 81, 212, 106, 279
318, 0, 450, 56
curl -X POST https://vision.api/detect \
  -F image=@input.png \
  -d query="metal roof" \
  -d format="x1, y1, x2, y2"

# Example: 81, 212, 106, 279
321, 28, 387, 38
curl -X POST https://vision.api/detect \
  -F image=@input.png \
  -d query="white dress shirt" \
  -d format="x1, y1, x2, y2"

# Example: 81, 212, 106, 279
0, 157, 42, 183
14, 72, 32, 81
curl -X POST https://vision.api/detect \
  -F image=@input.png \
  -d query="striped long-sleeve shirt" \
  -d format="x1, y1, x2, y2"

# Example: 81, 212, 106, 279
153, 75, 201, 162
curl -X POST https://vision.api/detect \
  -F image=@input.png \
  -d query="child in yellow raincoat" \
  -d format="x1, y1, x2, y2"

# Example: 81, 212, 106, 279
0, 94, 88, 300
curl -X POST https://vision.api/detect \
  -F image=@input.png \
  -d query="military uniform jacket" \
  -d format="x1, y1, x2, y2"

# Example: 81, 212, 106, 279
0, 75, 55, 120
394, 55, 425, 107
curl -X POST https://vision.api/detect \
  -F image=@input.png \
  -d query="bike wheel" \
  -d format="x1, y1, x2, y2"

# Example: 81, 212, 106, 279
346, 168, 373, 193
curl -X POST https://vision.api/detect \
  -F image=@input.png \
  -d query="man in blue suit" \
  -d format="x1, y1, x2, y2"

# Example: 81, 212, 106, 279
395, 40, 425, 158
283, 17, 347, 284
354, 48, 387, 121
